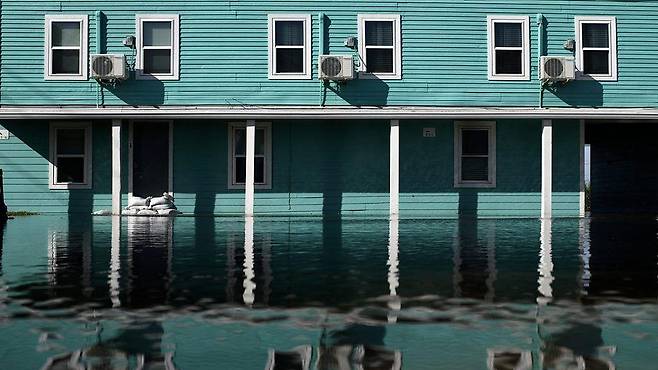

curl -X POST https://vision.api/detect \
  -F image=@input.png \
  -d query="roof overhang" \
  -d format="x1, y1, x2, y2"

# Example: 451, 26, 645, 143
1, 106, 658, 120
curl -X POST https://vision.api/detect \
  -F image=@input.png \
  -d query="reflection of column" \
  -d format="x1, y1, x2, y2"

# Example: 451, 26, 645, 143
243, 217, 256, 306
578, 217, 591, 297
109, 216, 121, 308
387, 217, 400, 323
47, 230, 58, 286
538, 219, 554, 303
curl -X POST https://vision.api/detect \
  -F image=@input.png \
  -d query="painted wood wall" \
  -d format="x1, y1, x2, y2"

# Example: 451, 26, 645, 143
0, 119, 580, 217
1, 1, 658, 107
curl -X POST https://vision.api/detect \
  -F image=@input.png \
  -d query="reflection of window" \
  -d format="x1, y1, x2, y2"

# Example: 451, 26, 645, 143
49, 122, 92, 189
136, 14, 180, 80
358, 14, 401, 79
454, 121, 496, 188
228, 123, 272, 189
266, 346, 311, 370
575, 16, 617, 81
44, 15, 88, 80
268, 14, 311, 79
487, 16, 529, 80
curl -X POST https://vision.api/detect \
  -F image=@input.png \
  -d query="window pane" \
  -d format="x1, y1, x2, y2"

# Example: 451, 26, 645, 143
57, 157, 85, 183
582, 23, 609, 48
494, 23, 522, 48
144, 49, 171, 74
583, 50, 610, 75
235, 157, 246, 184
275, 21, 304, 46
276, 49, 304, 73
57, 129, 85, 155
256, 129, 265, 155
52, 22, 80, 47
495, 50, 522, 74
462, 130, 489, 156
234, 128, 246, 155
461, 157, 489, 182
52, 50, 80, 74
365, 21, 393, 46
366, 49, 393, 73
255, 157, 265, 184
143, 21, 172, 46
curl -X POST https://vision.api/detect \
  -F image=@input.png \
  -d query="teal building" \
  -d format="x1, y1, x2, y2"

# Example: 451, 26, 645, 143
1, 0, 657, 217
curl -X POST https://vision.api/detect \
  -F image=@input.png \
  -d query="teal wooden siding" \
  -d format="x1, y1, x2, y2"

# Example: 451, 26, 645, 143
1, 1, 658, 107
0, 119, 581, 217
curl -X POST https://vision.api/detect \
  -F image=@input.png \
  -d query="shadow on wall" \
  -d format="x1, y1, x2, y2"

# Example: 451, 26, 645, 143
104, 74, 165, 106
329, 76, 390, 107
548, 75, 603, 107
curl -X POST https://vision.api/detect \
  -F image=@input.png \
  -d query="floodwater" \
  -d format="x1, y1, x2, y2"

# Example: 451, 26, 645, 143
0, 215, 656, 369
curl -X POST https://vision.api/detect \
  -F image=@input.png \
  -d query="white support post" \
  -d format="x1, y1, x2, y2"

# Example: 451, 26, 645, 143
112, 119, 122, 215
579, 120, 586, 217
245, 120, 256, 217
390, 120, 400, 217
541, 120, 553, 219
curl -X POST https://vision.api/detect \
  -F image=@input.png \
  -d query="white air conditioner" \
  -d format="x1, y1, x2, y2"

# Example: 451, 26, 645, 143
540, 56, 575, 82
318, 55, 354, 81
90, 54, 128, 80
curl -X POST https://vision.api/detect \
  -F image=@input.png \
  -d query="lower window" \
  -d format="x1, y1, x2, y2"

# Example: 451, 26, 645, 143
49, 122, 92, 189
228, 122, 272, 189
454, 121, 496, 188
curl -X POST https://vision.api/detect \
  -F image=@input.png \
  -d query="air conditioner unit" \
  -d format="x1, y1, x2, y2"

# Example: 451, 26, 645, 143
540, 56, 575, 82
90, 54, 128, 80
318, 55, 354, 81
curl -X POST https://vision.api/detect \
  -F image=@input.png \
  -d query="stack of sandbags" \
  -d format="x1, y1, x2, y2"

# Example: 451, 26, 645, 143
122, 193, 180, 216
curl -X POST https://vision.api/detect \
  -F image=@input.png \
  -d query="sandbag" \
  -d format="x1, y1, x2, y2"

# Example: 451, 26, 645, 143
128, 196, 149, 208
157, 209, 180, 216
152, 203, 177, 211
137, 209, 158, 216
150, 196, 173, 207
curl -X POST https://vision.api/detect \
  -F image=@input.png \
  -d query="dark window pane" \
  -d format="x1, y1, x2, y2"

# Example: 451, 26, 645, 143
235, 157, 246, 184
256, 129, 265, 156
275, 21, 304, 46
276, 49, 303, 73
143, 21, 171, 46
52, 50, 80, 74
494, 23, 522, 47
57, 157, 85, 183
234, 128, 246, 155
462, 130, 489, 155
584, 50, 610, 75
57, 129, 85, 155
52, 22, 80, 47
461, 157, 489, 182
255, 157, 265, 184
365, 21, 393, 46
366, 49, 393, 73
144, 49, 171, 74
495, 50, 522, 74
582, 23, 609, 48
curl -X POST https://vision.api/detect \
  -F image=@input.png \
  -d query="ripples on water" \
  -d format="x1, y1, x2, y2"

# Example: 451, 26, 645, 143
0, 215, 656, 369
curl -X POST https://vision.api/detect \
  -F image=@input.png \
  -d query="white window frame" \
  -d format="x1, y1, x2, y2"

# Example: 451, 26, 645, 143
357, 14, 402, 80
136, 14, 180, 80
49, 122, 93, 190
454, 121, 496, 188
575, 16, 618, 81
487, 15, 530, 81
44, 14, 89, 81
228, 122, 272, 190
268, 14, 312, 80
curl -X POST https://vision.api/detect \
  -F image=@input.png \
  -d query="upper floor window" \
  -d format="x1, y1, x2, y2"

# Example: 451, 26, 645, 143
228, 123, 272, 189
44, 15, 88, 80
487, 16, 530, 81
136, 14, 180, 80
268, 14, 312, 79
358, 14, 402, 79
49, 122, 92, 190
575, 16, 617, 81
454, 121, 496, 188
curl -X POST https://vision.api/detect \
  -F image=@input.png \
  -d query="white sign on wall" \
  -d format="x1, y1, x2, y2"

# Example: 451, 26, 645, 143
0, 129, 9, 140
423, 128, 436, 137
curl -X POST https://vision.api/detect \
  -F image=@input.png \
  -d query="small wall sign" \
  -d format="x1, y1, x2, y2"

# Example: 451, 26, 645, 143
0, 129, 9, 140
423, 128, 436, 137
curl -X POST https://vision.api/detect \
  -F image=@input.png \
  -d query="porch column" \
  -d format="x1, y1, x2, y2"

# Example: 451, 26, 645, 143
112, 119, 122, 215
541, 120, 552, 218
390, 120, 400, 217
245, 120, 256, 217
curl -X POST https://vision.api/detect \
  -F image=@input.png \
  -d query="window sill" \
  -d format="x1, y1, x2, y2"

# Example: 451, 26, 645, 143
44, 75, 88, 81
488, 75, 530, 81
268, 73, 312, 80
576, 73, 617, 82
358, 71, 401, 80
454, 182, 496, 189
136, 72, 179, 81
49, 183, 92, 190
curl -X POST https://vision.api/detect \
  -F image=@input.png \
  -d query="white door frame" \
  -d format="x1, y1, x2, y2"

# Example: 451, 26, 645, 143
128, 120, 174, 199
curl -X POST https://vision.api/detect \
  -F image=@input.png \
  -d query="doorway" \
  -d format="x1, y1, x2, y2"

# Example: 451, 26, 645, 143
129, 121, 173, 199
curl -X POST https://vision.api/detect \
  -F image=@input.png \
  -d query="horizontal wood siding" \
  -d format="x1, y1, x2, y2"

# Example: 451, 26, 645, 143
1, 1, 658, 107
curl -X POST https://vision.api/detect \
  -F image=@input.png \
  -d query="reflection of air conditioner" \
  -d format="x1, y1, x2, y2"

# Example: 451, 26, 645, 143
318, 55, 354, 81
540, 56, 575, 82
90, 54, 128, 80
